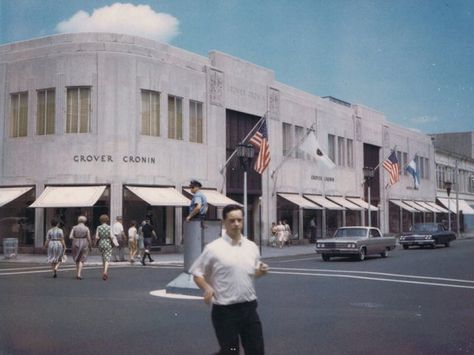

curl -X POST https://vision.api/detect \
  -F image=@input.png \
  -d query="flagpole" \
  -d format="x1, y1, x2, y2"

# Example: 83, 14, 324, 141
219, 112, 268, 175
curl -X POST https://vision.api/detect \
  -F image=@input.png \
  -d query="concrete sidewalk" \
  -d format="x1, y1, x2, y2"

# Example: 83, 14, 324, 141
1, 243, 317, 266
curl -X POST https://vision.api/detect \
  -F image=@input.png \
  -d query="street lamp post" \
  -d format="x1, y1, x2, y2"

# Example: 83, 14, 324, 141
237, 143, 254, 237
444, 181, 452, 231
363, 167, 375, 227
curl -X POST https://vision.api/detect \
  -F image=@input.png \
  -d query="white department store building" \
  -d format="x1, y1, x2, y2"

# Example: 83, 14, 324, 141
0, 33, 446, 253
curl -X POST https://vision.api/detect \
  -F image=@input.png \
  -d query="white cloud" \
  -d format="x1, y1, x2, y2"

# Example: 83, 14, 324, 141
409, 115, 439, 125
56, 3, 179, 43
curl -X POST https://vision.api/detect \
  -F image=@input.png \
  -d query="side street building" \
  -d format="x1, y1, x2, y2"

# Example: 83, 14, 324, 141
0, 33, 469, 253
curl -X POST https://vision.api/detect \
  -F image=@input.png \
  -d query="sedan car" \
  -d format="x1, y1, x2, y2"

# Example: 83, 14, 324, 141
315, 226, 396, 261
399, 223, 456, 249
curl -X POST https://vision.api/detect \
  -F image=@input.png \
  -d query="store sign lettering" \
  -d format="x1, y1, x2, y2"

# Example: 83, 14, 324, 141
73, 155, 156, 164
311, 175, 335, 182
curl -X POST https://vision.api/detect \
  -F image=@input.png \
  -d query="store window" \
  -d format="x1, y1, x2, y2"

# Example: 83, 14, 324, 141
168, 95, 183, 140
66, 87, 91, 133
189, 100, 203, 143
10, 92, 28, 137
328, 134, 335, 163
141, 90, 160, 136
347, 139, 354, 168
37, 89, 55, 135
337, 136, 345, 166
282, 122, 293, 157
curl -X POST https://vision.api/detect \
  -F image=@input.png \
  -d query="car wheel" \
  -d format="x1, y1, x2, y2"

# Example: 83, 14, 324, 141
402, 245, 409, 250
381, 248, 389, 258
322, 254, 330, 261
357, 248, 366, 261
445, 241, 451, 247
430, 243, 436, 249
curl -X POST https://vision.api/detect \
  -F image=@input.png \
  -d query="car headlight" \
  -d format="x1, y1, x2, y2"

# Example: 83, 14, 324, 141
317, 243, 325, 248
400, 236, 405, 240
424, 235, 432, 240
347, 243, 356, 248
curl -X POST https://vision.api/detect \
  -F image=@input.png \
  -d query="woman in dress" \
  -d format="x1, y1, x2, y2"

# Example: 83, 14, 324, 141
44, 218, 66, 278
283, 219, 292, 246
277, 220, 286, 248
69, 215, 92, 280
128, 220, 138, 264
95, 214, 113, 280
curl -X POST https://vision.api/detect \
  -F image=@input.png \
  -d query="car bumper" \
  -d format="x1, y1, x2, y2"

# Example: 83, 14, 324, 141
399, 240, 435, 246
315, 249, 358, 255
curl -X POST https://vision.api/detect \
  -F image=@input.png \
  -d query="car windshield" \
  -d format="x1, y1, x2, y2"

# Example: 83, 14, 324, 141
411, 224, 438, 233
334, 228, 367, 238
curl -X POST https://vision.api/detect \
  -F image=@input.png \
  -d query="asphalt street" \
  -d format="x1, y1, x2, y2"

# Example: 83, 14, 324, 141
1, 239, 474, 355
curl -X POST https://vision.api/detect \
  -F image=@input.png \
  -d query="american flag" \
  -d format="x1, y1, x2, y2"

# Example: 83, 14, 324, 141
383, 150, 400, 185
249, 119, 270, 174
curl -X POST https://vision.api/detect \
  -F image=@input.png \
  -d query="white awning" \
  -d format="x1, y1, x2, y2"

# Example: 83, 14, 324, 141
326, 196, 363, 211
30, 186, 106, 208
413, 201, 440, 213
390, 200, 418, 213
426, 201, 449, 213
403, 200, 430, 213
184, 189, 242, 207
437, 198, 474, 215
278, 193, 322, 209
0, 187, 33, 207
126, 186, 190, 206
304, 195, 345, 210
346, 197, 379, 211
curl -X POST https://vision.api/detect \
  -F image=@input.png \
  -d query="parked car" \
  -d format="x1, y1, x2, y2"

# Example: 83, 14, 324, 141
399, 223, 456, 249
315, 226, 397, 261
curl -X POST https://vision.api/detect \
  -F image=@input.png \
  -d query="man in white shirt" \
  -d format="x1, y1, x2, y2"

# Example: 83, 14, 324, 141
112, 216, 127, 262
190, 204, 269, 355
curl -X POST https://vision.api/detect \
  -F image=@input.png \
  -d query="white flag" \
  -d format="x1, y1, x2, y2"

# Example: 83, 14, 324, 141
299, 131, 336, 169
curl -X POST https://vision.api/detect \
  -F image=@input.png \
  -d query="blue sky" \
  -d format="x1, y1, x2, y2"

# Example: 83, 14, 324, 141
1, 0, 473, 134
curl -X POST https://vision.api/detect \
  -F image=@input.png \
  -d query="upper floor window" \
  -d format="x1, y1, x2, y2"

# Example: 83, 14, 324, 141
347, 139, 354, 168
295, 125, 305, 159
282, 123, 293, 157
337, 136, 345, 166
189, 100, 203, 143
37, 89, 55, 135
168, 95, 183, 140
66, 87, 91, 133
141, 90, 160, 136
328, 134, 336, 163
10, 92, 28, 137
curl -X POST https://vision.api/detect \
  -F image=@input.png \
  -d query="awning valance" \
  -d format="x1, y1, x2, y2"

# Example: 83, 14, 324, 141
0, 187, 33, 207
402, 200, 430, 213
326, 196, 363, 211
304, 195, 345, 210
437, 198, 474, 215
278, 193, 322, 209
30, 186, 106, 208
126, 186, 190, 206
184, 189, 241, 207
390, 200, 418, 213
346, 197, 379, 211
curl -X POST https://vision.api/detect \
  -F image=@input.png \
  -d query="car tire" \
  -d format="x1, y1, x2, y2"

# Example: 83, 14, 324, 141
381, 248, 389, 258
445, 241, 450, 247
402, 245, 409, 250
430, 243, 436, 249
322, 254, 330, 261
357, 248, 366, 261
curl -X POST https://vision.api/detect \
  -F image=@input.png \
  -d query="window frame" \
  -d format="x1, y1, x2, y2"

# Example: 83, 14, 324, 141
66, 87, 91, 134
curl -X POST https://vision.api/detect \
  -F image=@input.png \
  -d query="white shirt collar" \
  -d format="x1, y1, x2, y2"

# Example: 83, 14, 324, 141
223, 232, 243, 246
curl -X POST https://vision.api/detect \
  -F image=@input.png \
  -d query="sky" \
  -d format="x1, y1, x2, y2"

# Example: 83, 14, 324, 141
1, 0, 473, 134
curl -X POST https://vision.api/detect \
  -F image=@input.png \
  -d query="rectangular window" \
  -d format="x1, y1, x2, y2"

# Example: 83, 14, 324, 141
347, 139, 353, 168
282, 123, 293, 157
141, 90, 160, 136
189, 100, 203, 143
295, 125, 305, 159
328, 134, 336, 163
36, 89, 55, 135
396, 151, 402, 174
424, 158, 430, 180
10, 92, 28, 137
418, 156, 425, 179
168, 95, 183, 140
337, 136, 345, 166
403, 152, 408, 175
66, 87, 91, 133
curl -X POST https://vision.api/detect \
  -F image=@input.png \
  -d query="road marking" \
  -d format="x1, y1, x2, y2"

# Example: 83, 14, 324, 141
269, 270, 474, 290
150, 289, 202, 300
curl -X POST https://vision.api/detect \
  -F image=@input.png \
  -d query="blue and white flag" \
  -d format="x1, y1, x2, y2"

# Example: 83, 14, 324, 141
405, 156, 420, 189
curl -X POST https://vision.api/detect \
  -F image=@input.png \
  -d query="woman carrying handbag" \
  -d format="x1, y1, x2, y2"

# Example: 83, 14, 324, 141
95, 214, 113, 280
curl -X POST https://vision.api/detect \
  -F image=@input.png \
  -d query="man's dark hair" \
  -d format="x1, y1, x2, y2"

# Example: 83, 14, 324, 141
50, 218, 59, 227
222, 204, 243, 220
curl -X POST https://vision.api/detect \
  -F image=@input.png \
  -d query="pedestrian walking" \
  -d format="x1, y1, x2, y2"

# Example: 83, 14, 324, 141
190, 204, 269, 355
128, 220, 138, 263
269, 222, 277, 247
141, 218, 157, 265
44, 218, 66, 278
95, 214, 113, 281
276, 220, 285, 248
186, 179, 208, 228
69, 216, 92, 280
112, 216, 127, 262
283, 219, 292, 246
309, 216, 317, 243
137, 220, 145, 260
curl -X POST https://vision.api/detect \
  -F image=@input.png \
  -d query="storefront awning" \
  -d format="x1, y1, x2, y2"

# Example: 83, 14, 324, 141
0, 186, 33, 207
126, 186, 190, 206
346, 197, 379, 211
437, 198, 474, 215
30, 186, 106, 208
402, 200, 430, 213
390, 200, 418, 213
326, 196, 363, 211
303, 195, 345, 210
278, 193, 322, 209
426, 201, 449, 213
184, 189, 242, 207
413, 201, 440, 213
